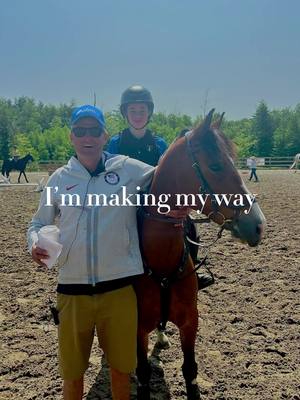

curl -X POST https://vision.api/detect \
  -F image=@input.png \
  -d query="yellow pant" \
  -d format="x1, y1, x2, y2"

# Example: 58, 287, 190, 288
56, 285, 137, 380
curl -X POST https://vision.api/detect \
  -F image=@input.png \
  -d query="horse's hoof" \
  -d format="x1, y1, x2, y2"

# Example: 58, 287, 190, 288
186, 383, 201, 400
155, 330, 171, 349
137, 384, 150, 400
156, 337, 170, 349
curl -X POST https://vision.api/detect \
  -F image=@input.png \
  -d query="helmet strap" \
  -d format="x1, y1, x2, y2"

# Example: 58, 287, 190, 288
126, 117, 149, 131
125, 111, 152, 131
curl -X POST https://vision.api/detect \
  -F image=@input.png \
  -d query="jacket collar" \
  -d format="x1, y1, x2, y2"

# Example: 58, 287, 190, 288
65, 152, 127, 177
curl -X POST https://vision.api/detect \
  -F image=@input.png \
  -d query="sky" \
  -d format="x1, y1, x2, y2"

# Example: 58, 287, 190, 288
1, 0, 300, 120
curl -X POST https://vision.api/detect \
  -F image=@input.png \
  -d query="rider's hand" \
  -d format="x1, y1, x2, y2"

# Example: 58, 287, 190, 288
31, 245, 49, 267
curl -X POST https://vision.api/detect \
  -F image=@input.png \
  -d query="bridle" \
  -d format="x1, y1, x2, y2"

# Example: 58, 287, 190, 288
143, 130, 247, 239
185, 130, 243, 235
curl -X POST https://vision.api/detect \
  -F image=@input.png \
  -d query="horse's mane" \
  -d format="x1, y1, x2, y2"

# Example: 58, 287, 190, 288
177, 128, 191, 138
211, 126, 237, 160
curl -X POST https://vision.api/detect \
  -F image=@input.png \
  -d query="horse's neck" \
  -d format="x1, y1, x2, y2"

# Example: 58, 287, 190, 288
148, 168, 178, 213
151, 152, 180, 193
150, 181, 176, 199
141, 218, 185, 272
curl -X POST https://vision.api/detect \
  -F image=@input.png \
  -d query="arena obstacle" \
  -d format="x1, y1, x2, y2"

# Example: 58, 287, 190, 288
0, 174, 11, 185
34, 177, 46, 192
0, 175, 45, 191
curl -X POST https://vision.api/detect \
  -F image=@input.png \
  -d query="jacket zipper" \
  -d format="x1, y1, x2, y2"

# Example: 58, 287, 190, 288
90, 177, 96, 286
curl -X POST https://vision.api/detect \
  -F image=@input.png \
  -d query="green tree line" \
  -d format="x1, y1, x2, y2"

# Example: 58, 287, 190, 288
0, 97, 300, 163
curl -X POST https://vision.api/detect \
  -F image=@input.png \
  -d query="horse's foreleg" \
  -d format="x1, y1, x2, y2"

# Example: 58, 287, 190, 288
136, 329, 151, 400
23, 171, 29, 183
18, 171, 22, 183
179, 311, 200, 400
3, 169, 10, 180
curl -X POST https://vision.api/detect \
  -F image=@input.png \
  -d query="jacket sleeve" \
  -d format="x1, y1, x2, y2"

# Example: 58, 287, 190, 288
107, 135, 120, 154
123, 158, 155, 191
27, 173, 60, 252
156, 137, 168, 156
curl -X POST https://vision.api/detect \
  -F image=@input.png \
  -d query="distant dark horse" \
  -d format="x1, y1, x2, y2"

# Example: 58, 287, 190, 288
1, 154, 34, 183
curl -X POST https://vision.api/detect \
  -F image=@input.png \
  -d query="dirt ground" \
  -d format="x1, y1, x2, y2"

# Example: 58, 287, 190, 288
0, 170, 299, 400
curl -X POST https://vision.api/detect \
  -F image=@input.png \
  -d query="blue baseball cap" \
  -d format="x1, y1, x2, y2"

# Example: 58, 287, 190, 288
71, 105, 106, 128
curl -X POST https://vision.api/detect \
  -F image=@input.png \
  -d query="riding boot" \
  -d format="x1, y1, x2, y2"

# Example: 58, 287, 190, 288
197, 269, 214, 290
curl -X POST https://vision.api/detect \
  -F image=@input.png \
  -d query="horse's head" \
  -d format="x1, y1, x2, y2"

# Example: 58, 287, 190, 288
27, 154, 34, 162
156, 109, 265, 247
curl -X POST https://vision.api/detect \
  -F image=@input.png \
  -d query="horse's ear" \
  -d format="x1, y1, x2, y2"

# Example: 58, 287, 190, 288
212, 112, 225, 129
203, 108, 215, 131
192, 108, 215, 137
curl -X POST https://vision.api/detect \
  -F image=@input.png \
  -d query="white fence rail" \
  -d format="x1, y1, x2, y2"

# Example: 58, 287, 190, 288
0, 157, 297, 171
236, 157, 294, 169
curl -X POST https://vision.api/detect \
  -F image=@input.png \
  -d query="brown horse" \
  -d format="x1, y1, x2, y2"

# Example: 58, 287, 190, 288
135, 110, 265, 399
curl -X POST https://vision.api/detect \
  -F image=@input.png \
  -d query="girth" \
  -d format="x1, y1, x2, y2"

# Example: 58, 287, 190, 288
142, 235, 207, 331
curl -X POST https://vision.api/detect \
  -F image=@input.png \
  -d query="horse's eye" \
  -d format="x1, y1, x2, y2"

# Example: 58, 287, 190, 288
209, 163, 222, 172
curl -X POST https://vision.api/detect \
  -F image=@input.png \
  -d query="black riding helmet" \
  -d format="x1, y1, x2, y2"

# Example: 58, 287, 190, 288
120, 85, 154, 119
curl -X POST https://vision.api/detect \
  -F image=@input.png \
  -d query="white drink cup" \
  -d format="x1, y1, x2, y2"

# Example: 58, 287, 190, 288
38, 225, 60, 242
37, 225, 62, 269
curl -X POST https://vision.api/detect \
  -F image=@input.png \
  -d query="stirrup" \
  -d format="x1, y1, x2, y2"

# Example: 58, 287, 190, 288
197, 270, 215, 290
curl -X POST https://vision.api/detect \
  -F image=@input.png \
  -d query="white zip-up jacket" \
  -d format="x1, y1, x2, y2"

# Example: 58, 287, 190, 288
27, 154, 154, 285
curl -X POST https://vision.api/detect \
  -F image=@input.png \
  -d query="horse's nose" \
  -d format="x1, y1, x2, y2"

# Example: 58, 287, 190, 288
236, 204, 266, 247
256, 223, 264, 237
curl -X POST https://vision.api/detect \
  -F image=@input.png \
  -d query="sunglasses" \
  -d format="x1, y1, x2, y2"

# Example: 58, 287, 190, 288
72, 126, 104, 137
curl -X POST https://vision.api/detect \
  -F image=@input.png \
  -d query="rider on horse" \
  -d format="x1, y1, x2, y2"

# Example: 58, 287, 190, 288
11, 146, 20, 162
108, 84, 168, 166
108, 85, 214, 289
